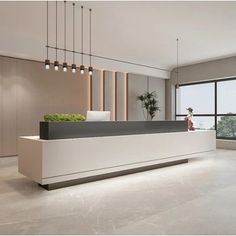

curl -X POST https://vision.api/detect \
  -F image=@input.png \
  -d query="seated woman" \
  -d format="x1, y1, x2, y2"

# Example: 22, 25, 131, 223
185, 107, 195, 131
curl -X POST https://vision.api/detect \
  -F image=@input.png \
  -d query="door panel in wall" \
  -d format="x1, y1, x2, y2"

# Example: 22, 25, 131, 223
91, 69, 103, 111
149, 77, 165, 120
1, 57, 17, 156
128, 73, 147, 121
104, 71, 115, 121
116, 72, 127, 121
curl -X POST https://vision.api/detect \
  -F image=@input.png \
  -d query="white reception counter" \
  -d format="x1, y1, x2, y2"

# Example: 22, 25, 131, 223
18, 130, 216, 189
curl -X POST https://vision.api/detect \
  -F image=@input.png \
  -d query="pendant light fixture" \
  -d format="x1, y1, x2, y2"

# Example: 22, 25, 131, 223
71, 2, 76, 73
45, 0, 50, 70
54, 0, 59, 71
80, 6, 85, 75
175, 38, 180, 89
62, 0, 67, 72
88, 8, 93, 76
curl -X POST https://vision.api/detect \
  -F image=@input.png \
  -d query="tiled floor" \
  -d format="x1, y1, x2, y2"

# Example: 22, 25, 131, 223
1, 149, 236, 234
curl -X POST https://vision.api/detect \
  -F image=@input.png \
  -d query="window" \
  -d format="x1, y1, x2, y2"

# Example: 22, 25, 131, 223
175, 78, 236, 139
176, 82, 215, 130
176, 83, 215, 114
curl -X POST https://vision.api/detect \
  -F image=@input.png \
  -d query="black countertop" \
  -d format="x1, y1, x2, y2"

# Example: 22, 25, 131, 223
40, 121, 188, 140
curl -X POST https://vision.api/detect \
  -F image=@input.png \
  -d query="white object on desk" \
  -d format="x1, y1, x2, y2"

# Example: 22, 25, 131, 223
86, 111, 111, 121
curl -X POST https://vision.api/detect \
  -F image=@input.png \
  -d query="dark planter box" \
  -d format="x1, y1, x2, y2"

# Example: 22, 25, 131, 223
40, 121, 188, 140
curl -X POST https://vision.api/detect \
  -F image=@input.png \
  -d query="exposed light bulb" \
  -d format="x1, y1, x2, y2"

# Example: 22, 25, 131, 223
80, 65, 85, 75
63, 62, 68, 72
88, 66, 93, 76
72, 64, 76, 73
45, 59, 50, 70
54, 61, 59, 71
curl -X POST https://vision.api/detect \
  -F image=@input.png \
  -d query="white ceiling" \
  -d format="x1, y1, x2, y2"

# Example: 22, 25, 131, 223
1, 1, 236, 78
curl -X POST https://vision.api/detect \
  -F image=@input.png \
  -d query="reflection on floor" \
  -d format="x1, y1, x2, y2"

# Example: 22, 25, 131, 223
1, 149, 236, 234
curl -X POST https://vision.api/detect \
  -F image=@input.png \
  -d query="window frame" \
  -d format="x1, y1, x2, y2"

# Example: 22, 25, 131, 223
175, 77, 236, 140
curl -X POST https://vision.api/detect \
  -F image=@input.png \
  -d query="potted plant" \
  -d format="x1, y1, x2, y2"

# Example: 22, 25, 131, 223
137, 91, 160, 121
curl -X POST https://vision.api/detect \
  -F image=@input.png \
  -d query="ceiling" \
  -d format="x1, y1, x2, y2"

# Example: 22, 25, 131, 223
1, 1, 236, 78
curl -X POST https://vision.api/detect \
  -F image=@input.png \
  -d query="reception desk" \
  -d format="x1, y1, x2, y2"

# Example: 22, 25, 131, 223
18, 121, 216, 190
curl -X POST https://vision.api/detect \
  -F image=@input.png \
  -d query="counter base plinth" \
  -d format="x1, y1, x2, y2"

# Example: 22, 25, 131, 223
39, 159, 188, 190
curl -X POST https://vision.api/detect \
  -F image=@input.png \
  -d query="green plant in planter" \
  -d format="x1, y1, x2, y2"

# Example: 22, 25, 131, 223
44, 113, 86, 122
137, 91, 160, 121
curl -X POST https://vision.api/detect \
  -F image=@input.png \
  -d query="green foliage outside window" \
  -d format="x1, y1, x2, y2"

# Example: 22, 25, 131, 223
217, 114, 236, 138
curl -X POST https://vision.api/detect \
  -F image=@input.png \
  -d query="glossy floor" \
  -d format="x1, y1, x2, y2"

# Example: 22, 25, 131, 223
1, 149, 236, 234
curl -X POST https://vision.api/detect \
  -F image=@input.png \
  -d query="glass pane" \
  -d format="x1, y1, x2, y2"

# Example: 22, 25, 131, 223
176, 116, 215, 130
176, 83, 215, 115
217, 80, 236, 114
217, 116, 236, 138
193, 117, 215, 130
176, 116, 184, 121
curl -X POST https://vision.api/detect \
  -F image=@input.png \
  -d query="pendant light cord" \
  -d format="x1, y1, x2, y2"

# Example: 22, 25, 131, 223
81, 6, 84, 65
46, 0, 49, 59
64, 1, 66, 62
89, 8, 92, 66
73, 3, 75, 64
55, 0, 58, 61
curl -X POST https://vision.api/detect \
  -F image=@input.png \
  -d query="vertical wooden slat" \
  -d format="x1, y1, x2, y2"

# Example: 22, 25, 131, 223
0, 57, 3, 156
115, 72, 118, 121
126, 73, 128, 121
102, 70, 105, 111
89, 74, 93, 110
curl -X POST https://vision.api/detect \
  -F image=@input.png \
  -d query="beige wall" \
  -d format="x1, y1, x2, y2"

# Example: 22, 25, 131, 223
0, 56, 90, 157
0, 55, 166, 157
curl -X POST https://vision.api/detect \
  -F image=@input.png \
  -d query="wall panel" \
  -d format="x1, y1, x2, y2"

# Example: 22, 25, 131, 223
149, 77, 165, 120
116, 72, 127, 121
104, 71, 115, 121
91, 69, 103, 111
128, 73, 147, 121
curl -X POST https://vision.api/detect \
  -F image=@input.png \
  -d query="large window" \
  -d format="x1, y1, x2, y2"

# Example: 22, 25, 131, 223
175, 78, 236, 139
